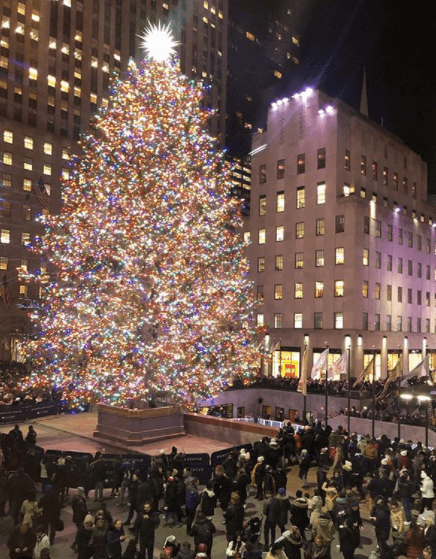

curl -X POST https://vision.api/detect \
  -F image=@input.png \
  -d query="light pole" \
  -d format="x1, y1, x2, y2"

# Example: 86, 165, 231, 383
372, 345, 376, 439
325, 342, 329, 429
346, 335, 351, 434
418, 395, 431, 448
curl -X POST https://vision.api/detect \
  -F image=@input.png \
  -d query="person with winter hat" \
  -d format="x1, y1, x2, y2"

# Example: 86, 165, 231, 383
338, 516, 360, 559
421, 471, 435, 513
176, 541, 196, 559
200, 483, 217, 519
251, 456, 266, 500
298, 449, 311, 488
277, 488, 291, 533
75, 514, 94, 559
263, 489, 282, 549
195, 542, 210, 559
275, 526, 302, 559
290, 490, 309, 537
72, 487, 88, 529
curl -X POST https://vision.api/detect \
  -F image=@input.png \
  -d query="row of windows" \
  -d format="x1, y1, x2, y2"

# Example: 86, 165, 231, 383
362, 282, 436, 306
0, 255, 46, 274
0, 230, 33, 245
0, 201, 32, 220
257, 249, 346, 271
259, 152, 416, 199
257, 280, 346, 300
254, 215, 346, 241
258, 312, 436, 333
1, 173, 53, 195
2, 130, 70, 160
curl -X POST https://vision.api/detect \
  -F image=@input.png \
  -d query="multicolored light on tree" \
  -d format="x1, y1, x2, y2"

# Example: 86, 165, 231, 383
23, 48, 263, 407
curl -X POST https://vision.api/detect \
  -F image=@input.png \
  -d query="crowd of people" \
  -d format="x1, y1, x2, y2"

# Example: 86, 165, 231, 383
2, 418, 436, 559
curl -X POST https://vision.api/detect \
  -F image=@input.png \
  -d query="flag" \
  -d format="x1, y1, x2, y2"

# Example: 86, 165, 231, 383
376, 356, 402, 401
1, 274, 9, 308
269, 339, 281, 354
329, 352, 348, 379
33, 177, 49, 210
353, 356, 374, 388
297, 348, 308, 396
401, 355, 430, 387
311, 348, 329, 380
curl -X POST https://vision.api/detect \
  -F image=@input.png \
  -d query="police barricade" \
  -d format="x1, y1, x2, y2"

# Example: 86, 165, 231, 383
182, 453, 210, 466
45, 449, 94, 489
0, 401, 60, 424
210, 443, 253, 468
188, 464, 213, 485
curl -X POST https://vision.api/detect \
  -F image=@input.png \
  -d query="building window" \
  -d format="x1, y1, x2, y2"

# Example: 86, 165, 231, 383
417, 317, 422, 333
387, 284, 392, 301
257, 285, 264, 302
372, 161, 378, 180
375, 314, 380, 331
374, 220, 381, 237
427, 239, 431, 254
22, 205, 31, 220
258, 229, 266, 244
256, 313, 264, 326
408, 317, 412, 332
397, 315, 403, 332
23, 179, 32, 192
274, 284, 283, 300
2, 174, 12, 188
408, 288, 412, 304
296, 186, 305, 208
418, 263, 422, 278
418, 235, 422, 251
393, 172, 398, 191
426, 292, 430, 306
375, 252, 381, 269
427, 318, 431, 333
334, 312, 344, 329
3, 130, 13, 144
276, 192, 284, 212
295, 252, 303, 269
335, 215, 345, 233
387, 254, 392, 271
0, 256, 8, 270
363, 248, 369, 266
316, 218, 325, 236
363, 216, 369, 234
44, 142, 53, 155
259, 164, 266, 184
386, 315, 392, 332
362, 313, 368, 330
383, 167, 388, 186
316, 183, 326, 204
314, 312, 323, 329
43, 164, 52, 176
22, 232, 30, 245
277, 159, 285, 179
317, 148, 326, 169
335, 280, 344, 297
362, 281, 368, 298
294, 283, 303, 299
0, 200, 11, 218
344, 150, 350, 171
259, 195, 266, 216
403, 177, 408, 195
387, 224, 393, 241
1, 230, 10, 244
315, 281, 324, 298
361, 155, 366, 175
398, 228, 403, 245
335, 247, 345, 265
243, 231, 251, 244
274, 313, 282, 329
315, 250, 324, 267
295, 222, 304, 239
294, 313, 303, 329
257, 257, 265, 272
427, 265, 431, 280
408, 232, 413, 248
275, 255, 283, 271
3, 152, 12, 166
412, 183, 417, 199
24, 157, 33, 170
276, 226, 284, 242
297, 154, 305, 174
417, 290, 422, 305
408, 260, 413, 276
375, 283, 381, 299
24, 136, 33, 150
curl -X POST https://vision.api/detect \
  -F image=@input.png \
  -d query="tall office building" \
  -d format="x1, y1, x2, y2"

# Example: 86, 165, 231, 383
0, 0, 228, 359
247, 88, 436, 381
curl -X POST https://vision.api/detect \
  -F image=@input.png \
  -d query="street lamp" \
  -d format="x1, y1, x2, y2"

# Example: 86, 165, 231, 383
418, 395, 431, 447
345, 335, 351, 434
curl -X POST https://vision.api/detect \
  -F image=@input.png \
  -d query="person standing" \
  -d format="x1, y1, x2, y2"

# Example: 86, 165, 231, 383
38, 484, 61, 545
91, 452, 106, 503
338, 516, 360, 559
185, 478, 200, 533
72, 487, 89, 528
34, 524, 51, 559
370, 497, 391, 559
105, 519, 126, 559
75, 514, 94, 559
25, 425, 37, 445
189, 512, 216, 555
135, 501, 160, 559
421, 472, 435, 513
7, 522, 37, 559
263, 491, 281, 549
224, 494, 245, 544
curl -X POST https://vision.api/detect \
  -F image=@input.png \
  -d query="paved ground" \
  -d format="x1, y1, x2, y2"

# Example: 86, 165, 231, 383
0, 413, 383, 559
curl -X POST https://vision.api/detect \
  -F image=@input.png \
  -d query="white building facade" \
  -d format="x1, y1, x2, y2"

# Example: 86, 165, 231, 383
247, 88, 436, 380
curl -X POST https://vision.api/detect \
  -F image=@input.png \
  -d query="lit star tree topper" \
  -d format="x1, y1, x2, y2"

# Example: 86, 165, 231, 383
24, 24, 263, 407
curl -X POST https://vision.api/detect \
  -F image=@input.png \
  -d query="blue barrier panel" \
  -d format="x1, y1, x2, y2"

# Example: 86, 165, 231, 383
188, 464, 213, 485
182, 453, 210, 465
211, 443, 253, 468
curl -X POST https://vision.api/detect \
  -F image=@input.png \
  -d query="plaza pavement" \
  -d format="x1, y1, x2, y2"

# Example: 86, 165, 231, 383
0, 412, 379, 559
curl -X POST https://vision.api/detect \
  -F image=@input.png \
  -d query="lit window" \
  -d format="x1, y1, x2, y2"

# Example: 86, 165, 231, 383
362, 281, 368, 298
43, 164, 52, 176
256, 313, 264, 327
334, 312, 344, 329
62, 148, 69, 160
315, 282, 324, 298
275, 255, 283, 271
276, 192, 284, 212
274, 313, 282, 329
1, 229, 10, 243
259, 164, 267, 184
295, 252, 303, 269
375, 283, 381, 299
315, 250, 324, 267
22, 232, 31, 246
43, 142, 53, 156
257, 257, 265, 272
294, 313, 303, 329
90, 93, 98, 104
29, 67, 38, 80
334, 280, 344, 297
274, 284, 283, 300
276, 226, 284, 242
243, 231, 251, 244
24, 136, 34, 150
18, 2, 26, 14
2, 173, 11, 187
1, 17, 10, 30
316, 218, 325, 236
259, 195, 266, 216
344, 150, 350, 170
19, 284, 27, 297
277, 159, 285, 179
74, 86, 81, 97
3, 130, 13, 144
0, 56, 8, 69
0, 256, 8, 270
294, 283, 303, 299
258, 229, 266, 244
295, 222, 304, 239
31, 12, 40, 22
296, 186, 305, 208
3, 152, 12, 165
49, 38, 57, 49
24, 157, 33, 171
335, 247, 344, 265
316, 182, 326, 204
60, 81, 69, 93
62, 168, 70, 180
48, 75, 56, 87
23, 179, 32, 191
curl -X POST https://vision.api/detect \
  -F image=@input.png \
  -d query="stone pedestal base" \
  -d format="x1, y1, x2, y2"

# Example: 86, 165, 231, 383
93, 404, 185, 446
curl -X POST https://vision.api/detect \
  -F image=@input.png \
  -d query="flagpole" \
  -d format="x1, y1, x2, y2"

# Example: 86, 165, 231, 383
372, 345, 376, 439
398, 346, 402, 440
303, 338, 307, 424
347, 338, 351, 434
325, 342, 329, 429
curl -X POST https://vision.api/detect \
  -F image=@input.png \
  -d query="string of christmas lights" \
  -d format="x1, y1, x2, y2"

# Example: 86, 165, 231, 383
22, 53, 264, 407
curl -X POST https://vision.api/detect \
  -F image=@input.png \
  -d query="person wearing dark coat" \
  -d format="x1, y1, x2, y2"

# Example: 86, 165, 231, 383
305, 534, 330, 559
338, 516, 360, 559
75, 514, 94, 559
137, 477, 156, 510
7, 522, 36, 559
176, 542, 196, 559
124, 473, 140, 526
7, 465, 36, 524
290, 491, 309, 537
397, 470, 414, 522
189, 512, 216, 554
25, 425, 37, 445
370, 497, 391, 559
105, 519, 126, 559
72, 487, 88, 528
263, 493, 282, 549
135, 502, 160, 559
38, 484, 61, 545
276, 526, 303, 559
164, 476, 182, 526
200, 484, 217, 518
277, 488, 291, 533
234, 468, 250, 505
224, 494, 245, 543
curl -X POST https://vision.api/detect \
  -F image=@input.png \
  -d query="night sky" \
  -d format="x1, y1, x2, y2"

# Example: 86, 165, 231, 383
287, 0, 436, 192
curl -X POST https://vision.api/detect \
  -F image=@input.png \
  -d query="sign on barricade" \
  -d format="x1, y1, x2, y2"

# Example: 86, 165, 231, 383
188, 464, 213, 485
211, 443, 252, 468
182, 453, 210, 465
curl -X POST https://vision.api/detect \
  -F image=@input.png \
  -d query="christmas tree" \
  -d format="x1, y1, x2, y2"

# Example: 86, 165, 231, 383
24, 25, 262, 407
